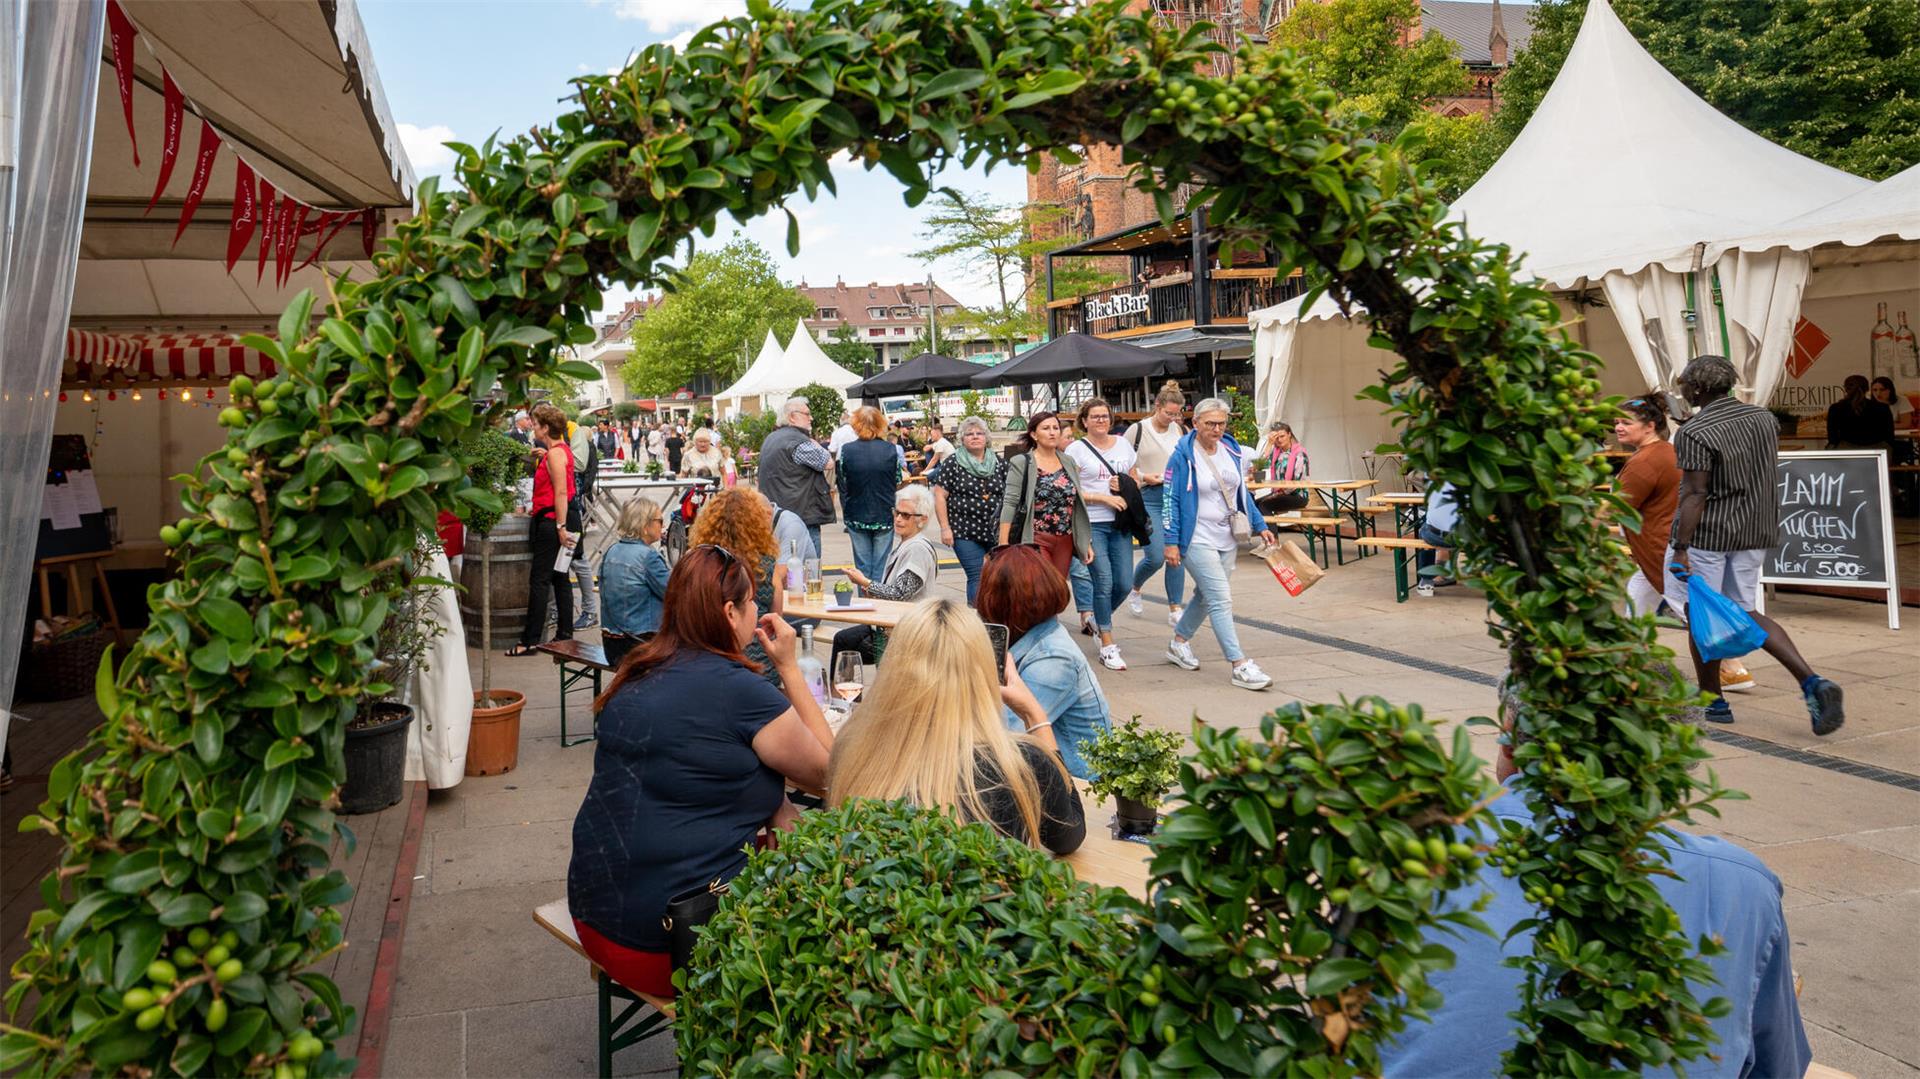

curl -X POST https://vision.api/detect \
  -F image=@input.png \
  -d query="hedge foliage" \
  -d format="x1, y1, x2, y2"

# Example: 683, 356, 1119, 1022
7, 0, 1728, 1074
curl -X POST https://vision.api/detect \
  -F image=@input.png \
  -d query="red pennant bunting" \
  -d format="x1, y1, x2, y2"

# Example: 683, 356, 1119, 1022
296, 211, 357, 272
171, 120, 221, 247
256, 176, 279, 283
225, 159, 259, 272
106, 1, 140, 167
362, 208, 379, 258
145, 72, 185, 213
275, 196, 307, 287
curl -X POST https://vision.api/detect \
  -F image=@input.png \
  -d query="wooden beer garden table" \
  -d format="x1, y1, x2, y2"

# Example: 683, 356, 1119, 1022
782, 595, 916, 628
1367, 491, 1427, 536
1251, 479, 1379, 552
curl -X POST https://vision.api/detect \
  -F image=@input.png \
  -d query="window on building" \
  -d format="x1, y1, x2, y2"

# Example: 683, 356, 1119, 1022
938, 305, 958, 316
867, 307, 887, 319
891, 306, 914, 318
816, 307, 838, 320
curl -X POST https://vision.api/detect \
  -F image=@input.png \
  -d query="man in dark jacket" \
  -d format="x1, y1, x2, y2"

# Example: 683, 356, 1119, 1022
757, 396, 835, 557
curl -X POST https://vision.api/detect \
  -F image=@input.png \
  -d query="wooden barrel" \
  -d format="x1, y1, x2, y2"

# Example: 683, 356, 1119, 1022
459, 515, 534, 647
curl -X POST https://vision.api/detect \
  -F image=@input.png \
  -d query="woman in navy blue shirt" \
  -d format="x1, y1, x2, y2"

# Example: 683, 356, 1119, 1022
567, 545, 833, 997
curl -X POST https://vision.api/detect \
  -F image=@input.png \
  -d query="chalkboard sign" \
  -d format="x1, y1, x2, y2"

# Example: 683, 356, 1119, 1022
1762, 450, 1900, 629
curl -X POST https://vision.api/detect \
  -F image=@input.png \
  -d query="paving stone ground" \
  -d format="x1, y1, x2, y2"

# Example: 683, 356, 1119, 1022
385, 523, 1920, 1078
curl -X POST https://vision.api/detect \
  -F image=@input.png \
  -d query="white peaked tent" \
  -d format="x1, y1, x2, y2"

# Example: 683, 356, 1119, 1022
714, 321, 865, 417
1251, 0, 1874, 479
714, 328, 789, 416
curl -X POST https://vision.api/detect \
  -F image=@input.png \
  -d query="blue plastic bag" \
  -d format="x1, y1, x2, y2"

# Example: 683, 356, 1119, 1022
1673, 565, 1768, 660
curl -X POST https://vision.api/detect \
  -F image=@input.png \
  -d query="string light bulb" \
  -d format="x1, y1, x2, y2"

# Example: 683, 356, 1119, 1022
107, 390, 117, 401
131, 389, 142, 401
83, 390, 94, 403
59, 392, 68, 403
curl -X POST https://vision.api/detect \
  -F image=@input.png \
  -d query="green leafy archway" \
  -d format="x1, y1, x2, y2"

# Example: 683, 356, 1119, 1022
7, 1, 1727, 1075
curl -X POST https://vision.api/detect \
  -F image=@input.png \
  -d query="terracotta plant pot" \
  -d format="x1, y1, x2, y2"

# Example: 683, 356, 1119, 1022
466, 688, 526, 776
1114, 795, 1158, 836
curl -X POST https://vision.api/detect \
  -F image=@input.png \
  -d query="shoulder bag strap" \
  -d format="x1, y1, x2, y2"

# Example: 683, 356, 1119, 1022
1199, 446, 1244, 516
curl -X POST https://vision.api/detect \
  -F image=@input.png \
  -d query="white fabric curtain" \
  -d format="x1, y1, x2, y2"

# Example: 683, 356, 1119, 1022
0, 0, 105, 755
1600, 264, 1704, 396
1716, 248, 1811, 406
1252, 314, 1300, 427
403, 551, 472, 788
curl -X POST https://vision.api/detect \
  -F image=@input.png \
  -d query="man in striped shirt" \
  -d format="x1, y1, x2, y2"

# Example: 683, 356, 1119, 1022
1667, 355, 1844, 735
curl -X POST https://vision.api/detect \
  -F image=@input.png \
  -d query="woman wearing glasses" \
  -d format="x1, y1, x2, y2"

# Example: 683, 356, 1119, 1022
597, 498, 670, 667
831, 484, 940, 669
568, 545, 832, 1000
932, 416, 1008, 603
1160, 398, 1277, 692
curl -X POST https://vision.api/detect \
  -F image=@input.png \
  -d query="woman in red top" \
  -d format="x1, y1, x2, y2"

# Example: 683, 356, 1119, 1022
509, 404, 577, 656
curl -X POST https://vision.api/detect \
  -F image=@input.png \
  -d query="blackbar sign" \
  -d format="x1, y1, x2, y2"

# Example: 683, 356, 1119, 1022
1762, 450, 1900, 629
1085, 292, 1150, 323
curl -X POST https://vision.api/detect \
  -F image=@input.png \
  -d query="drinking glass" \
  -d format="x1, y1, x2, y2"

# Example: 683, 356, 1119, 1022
804, 557, 823, 603
832, 651, 864, 706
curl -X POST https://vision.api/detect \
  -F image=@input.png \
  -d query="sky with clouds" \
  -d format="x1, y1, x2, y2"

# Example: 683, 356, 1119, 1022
357, 0, 1031, 315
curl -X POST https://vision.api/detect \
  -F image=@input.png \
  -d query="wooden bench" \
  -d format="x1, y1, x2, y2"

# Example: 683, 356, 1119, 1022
1264, 514, 1346, 567
1355, 536, 1440, 602
533, 899, 674, 1077
535, 640, 613, 747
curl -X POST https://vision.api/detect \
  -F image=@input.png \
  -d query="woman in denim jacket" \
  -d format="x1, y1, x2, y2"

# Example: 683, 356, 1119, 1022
597, 498, 670, 667
975, 544, 1112, 779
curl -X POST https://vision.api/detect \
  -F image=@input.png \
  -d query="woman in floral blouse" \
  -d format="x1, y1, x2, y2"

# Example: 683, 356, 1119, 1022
998, 412, 1092, 580
933, 416, 1008, 603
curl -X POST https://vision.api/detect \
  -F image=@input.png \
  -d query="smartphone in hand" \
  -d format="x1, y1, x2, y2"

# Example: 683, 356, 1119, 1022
983, 622, 1010, 685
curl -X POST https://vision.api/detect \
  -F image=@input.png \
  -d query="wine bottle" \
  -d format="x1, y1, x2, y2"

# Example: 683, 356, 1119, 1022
1870, 302, 1897, 381
1894, 311, 1918, 382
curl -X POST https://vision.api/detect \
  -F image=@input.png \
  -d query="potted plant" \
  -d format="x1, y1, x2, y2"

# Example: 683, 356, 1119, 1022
833, 578, 855, 607
459, 426, 529, 775
342, 549, 444, 814
1081, 717, 1185, 835
646, 459, 665, 479
622, 458, 640, 474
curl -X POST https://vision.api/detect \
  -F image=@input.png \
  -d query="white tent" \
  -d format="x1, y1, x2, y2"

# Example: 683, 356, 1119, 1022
715, 319, 864, 417
714, 328, 788, 416
1252, 0, 1875, 478
1707, 162, 1920, 258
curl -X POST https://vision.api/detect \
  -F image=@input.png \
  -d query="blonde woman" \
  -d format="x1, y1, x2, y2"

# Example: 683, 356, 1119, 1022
597, 498, 669, 667
828, 599, 1086, 853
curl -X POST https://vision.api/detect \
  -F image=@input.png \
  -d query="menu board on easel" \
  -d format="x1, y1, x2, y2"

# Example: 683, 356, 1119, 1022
1761, 450, 1900, 629
37, 434, 114, 560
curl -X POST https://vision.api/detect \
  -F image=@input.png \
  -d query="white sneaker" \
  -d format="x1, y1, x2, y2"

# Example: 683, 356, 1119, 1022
1165, 639, 1200, 670
1231, 661, 1272, 691
1128, 591, 1144, 616
1415, 582, 1435, 598
1099, 644, 1128, 671
1167, 606, 1183, 628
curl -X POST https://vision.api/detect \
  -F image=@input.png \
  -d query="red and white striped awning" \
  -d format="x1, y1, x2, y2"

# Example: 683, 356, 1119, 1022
64, 329, 279, 387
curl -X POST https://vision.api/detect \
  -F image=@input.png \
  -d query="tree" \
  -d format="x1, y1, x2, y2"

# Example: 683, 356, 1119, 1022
620, 237, 814, 395
820, 320, 877, 376
913, 192, 1093, 350
1268, 0, 1485, 198
794, 383, 844, 438
1479, 0, 1920, 182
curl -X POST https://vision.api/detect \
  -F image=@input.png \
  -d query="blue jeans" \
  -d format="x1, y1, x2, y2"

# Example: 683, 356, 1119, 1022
1087, 522, 1134, 632
848, 527, 892, 584
1175, 544, 1245, 663
1132, 492, 1185, 606
1417, 522, 1453, 574
805, 524, 822, 560
1070, 557, 1091, 615
953, 538, 991, 603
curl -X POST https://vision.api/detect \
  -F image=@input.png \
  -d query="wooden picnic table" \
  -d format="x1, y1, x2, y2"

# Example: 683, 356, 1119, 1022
782, 595, 916, 628
1368, 491, 1427, 536
1251, 479, 1379, 553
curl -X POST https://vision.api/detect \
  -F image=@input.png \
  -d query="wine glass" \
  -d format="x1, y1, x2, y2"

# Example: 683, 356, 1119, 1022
832, 651, 864, 707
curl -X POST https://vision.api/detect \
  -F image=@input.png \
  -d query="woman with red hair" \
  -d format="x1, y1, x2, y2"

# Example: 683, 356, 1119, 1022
566, 545, 832, 997
974, 544, 1113, 779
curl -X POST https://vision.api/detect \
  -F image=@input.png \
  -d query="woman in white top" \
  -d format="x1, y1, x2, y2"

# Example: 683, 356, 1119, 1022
1124, 381, 1187, 626
1063, 399, 1137, 670
681, 428, 726, 478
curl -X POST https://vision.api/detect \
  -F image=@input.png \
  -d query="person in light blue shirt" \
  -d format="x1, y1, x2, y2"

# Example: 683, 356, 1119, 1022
597, 498, 670, 668
974, 544, 1112, 779
1382, 686, 1811, 1079
1415, 481, 1460, 595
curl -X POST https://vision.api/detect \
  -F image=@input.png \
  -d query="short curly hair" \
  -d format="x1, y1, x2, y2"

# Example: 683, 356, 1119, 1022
1677, 354, 1737, 400
687, 487, 780, 572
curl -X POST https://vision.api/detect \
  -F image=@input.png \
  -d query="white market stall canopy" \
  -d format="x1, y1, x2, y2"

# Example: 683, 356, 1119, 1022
1707, 162, 1920, 259
715, 320, 864, 414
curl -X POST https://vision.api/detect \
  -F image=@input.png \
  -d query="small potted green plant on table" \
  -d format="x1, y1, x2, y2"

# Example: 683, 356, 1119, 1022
1081, 716, 1184, 835
832, 578, 855, 607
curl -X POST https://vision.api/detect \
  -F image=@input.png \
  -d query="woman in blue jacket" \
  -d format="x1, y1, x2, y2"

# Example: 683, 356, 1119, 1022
1160, 398, 1277, 691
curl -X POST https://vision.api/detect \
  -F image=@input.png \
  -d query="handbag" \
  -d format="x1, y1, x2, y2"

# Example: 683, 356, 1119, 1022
661, 875, 731, 969
1080, 441, 1152, 544
1198, 446, 1253, 542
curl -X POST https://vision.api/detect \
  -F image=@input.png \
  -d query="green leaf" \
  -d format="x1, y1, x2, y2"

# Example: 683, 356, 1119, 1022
492, 326, 555, 350
916, 68, 988, 104
555, 360, 604, 381
95, 645, 120, 717
281, 554, 332, 584
192, 717, 224, 763
626, 212, 661, 261
449, 203, 490, 240
222, 891, 269, 922
264, 740, 307, 771
557, 139, 624, 182
199, 596, 252, 642
1005, 69, 1085, 109
433, 274, 481, 327
682, 167, 726, 189
104, 850, 163, 895
784, 207, 801, 257
1338, 238, 1367, 272
156, 892, 215, 927
277, 290, 316, 349
1304, 957, 1375, 996
244, 417, 300, 450
1231, 795, 1275, 849
320, 318, 367, 360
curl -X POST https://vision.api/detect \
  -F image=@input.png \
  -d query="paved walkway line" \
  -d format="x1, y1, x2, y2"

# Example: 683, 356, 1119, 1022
354, 780, 431, 1078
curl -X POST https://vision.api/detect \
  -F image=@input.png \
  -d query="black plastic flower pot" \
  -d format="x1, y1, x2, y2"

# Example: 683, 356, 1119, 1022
1114, 795, 1158, 836
341, 702, 413, 815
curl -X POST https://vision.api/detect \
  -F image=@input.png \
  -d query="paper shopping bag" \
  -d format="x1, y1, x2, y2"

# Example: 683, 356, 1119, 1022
1263, 539, 1325, 597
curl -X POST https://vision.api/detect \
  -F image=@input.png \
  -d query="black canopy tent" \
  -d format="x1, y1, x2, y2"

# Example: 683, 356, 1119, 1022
970, 332, 1185, 389
853, 352, 985, 397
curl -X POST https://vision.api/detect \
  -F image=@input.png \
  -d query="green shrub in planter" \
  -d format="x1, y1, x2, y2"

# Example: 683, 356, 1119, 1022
676, 799, 1142, 1076
1081, 716, 1184, 808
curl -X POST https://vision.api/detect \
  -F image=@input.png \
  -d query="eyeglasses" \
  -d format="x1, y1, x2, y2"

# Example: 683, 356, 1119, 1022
893, 509, 926, 519
691, 543, 739, 571
1197, 419, 1228, 430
